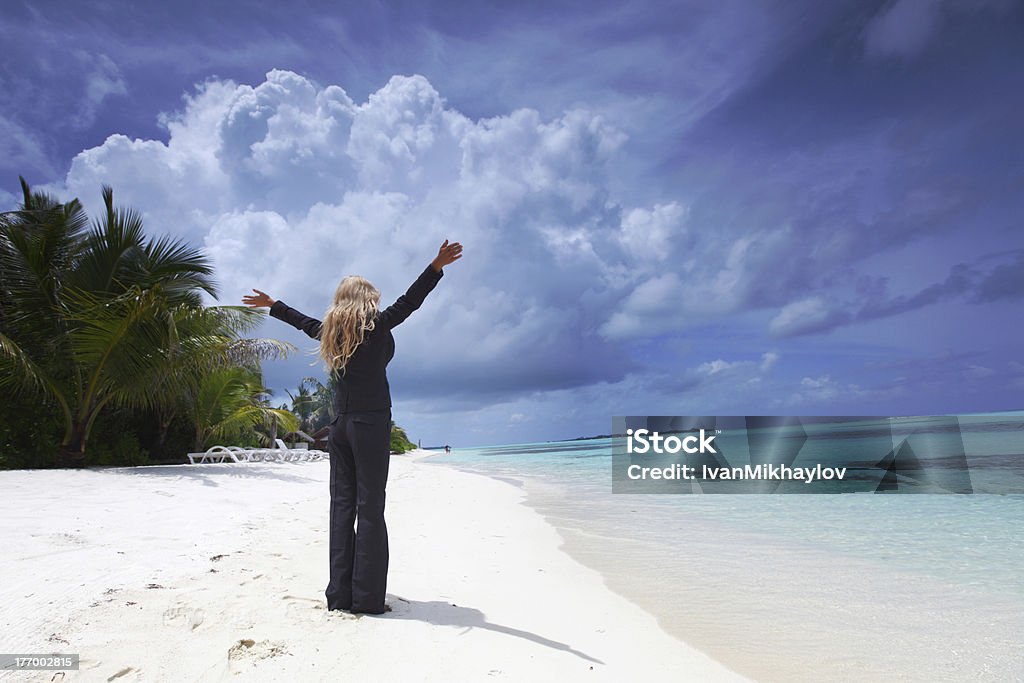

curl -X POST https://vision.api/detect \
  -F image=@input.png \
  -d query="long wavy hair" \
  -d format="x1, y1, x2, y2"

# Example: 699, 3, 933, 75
318, 275, 381, 372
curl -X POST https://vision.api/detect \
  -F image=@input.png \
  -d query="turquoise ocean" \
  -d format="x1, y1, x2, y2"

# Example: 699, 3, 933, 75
427, 415, 1024, 681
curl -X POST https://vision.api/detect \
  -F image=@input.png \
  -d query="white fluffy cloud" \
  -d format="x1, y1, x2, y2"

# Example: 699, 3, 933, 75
618, 202, 687, 261
51, 70, 689, 402
56, 67, 954, 396
57, 69, 979, 423
64, 69, 954, 421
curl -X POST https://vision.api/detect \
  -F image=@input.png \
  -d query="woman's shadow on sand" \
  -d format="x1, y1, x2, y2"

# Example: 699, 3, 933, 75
383, 595, 604, 665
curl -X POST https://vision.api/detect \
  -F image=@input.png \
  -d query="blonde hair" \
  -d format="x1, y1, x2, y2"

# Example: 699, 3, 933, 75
318, 275, 381, 372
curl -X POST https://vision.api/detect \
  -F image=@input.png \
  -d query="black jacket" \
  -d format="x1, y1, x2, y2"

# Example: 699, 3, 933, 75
269, 264, 444, 414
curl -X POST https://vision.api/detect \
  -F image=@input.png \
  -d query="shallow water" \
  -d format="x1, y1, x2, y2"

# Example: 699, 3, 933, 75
429, 431, 1024, 681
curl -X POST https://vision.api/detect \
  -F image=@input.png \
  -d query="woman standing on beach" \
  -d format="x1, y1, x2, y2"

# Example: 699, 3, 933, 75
242, 240, 463, 614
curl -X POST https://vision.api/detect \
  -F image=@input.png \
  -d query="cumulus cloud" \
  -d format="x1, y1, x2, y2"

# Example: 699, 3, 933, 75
49, 70, 657, 403
618, 202, 687, 261
41, 67, 1023, 417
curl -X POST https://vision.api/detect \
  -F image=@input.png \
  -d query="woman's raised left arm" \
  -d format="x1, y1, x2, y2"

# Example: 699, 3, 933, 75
379, 240, 463, 330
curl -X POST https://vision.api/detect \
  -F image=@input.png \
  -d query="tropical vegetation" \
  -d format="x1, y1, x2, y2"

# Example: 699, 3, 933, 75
0, 178, 417, 469
0, 178, 296, 467
280, 376, 418, 454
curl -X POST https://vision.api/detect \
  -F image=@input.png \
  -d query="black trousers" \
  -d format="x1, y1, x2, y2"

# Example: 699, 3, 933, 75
325, 408, 391, 613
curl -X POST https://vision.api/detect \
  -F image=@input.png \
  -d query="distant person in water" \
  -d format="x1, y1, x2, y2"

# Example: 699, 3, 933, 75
243, 240, 463, 614
445, 445, 451, 453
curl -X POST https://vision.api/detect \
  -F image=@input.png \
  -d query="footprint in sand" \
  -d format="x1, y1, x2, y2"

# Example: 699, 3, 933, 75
227, 638, 289, 666
238, 572, 268, 586
107, 665, 138, 680
282, 594, 328, 623
325, 609, 360, 622
163, 604, 205, 630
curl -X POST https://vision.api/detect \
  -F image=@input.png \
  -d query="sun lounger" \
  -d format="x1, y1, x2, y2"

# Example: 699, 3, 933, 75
274, 438, 324, 461
186, 445, 248, 464
185, 441, 328, 465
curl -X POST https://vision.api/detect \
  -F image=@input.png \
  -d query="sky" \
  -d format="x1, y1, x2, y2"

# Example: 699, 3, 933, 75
2, 0, 1023, 446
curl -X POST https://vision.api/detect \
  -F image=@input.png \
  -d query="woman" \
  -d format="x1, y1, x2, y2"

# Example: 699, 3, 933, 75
243, 240, 463, 614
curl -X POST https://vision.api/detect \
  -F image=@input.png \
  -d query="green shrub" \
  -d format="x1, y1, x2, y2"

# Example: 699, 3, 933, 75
390, 422, 416, 453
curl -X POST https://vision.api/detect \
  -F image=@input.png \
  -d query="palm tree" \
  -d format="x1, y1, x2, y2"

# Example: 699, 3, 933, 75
144, 305, 298, 458
189, 366, 297, 451
0, 178, 293, 466
299, 375, 416, 450
286, 378, 318, 433
303, 374, 338, 429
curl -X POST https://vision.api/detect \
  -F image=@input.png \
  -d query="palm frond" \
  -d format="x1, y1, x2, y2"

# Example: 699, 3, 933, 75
69, 185, 148, 295
141, 233, 218, 300
225, 338, 297, 365
0, 331, 72, 420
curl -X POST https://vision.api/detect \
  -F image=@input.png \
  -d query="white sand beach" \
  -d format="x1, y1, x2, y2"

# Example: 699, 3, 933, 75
0, 451, 747, 682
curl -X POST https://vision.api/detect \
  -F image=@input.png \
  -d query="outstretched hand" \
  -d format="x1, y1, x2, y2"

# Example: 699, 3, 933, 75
242, 289, 276, 308
431, 240, 463, 272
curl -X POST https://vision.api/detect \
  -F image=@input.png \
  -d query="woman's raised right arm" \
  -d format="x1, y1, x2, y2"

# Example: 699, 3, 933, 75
243, 289, 323, 340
